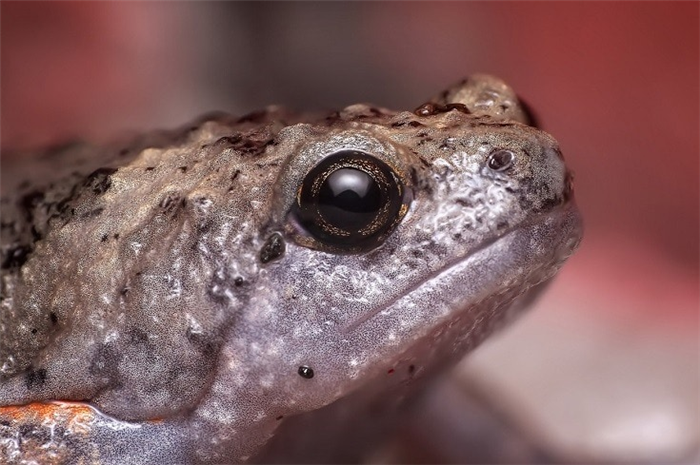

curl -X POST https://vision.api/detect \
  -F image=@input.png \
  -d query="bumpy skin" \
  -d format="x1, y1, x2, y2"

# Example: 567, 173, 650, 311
0, 75, 582, 464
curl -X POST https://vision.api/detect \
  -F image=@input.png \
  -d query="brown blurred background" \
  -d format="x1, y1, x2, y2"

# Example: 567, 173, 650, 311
2, 1, 698, 463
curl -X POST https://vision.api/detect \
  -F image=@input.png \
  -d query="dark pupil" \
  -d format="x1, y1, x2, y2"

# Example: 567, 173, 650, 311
294, 150, 406, 251
318, 168, 382, 231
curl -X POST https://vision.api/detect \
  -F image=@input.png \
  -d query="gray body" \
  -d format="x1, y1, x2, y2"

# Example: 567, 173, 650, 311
0, 75, 582, 464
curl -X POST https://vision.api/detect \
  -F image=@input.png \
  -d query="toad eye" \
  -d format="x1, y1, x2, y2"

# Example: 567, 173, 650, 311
292, 150, 409, 251
487, 149, 516, 171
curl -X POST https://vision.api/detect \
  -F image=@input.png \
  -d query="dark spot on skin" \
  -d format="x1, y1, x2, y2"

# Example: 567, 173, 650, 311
159, 193, 184, 215
298, 366, 314, 379
234, 277, 244, 286
81, 207, 104, 219
100, 234, 108, 242
387, 368, 395, 375
186, 328, 216, 356
455, 198, 473, 208
145, 166, 155, 171
216, 128, 275, 156
260, 233, 285, 264
444, 102, 471, 114
120, 286, 130, 296
18, 424, 34, 437
178, 166, 188, 173
114, 233, 120, 240
50, 312, 58, 325
18, 423, 52, 444
128, 328, 149, 344
119, 148, 130, 156
25, 368, 47, 389
486, 121, 517, 128
31, 328, 37, 335
228, 171, 241, 193
1, 244, 32, 269
213, 135, 243, 148
391, 120, 425, 128
276, 415, 284, 421
84, 167, 118, 196
239, 139, 267, 155
408, 364, 415, 374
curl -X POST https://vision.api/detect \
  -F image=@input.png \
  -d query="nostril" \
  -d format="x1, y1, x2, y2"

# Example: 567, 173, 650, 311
487, 149, 515, 171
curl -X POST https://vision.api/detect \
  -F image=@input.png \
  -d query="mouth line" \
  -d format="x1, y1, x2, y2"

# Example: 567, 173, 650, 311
340, 201, 579, 334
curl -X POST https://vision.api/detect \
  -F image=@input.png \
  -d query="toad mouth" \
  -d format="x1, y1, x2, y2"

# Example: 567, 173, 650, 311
341, 200, 582, 335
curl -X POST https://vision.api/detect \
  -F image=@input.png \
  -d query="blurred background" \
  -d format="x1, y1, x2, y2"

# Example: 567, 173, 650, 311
2, 1, 698, 463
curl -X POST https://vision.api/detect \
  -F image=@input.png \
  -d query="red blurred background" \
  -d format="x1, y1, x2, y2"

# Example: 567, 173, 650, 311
2, 2, 698, 462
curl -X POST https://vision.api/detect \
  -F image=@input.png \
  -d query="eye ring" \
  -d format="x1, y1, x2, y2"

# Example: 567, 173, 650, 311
292, 150, 409, 251
487, 149, 515, 171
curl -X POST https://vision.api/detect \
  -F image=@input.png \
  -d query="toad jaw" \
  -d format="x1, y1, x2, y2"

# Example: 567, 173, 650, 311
285, 200, 583, 400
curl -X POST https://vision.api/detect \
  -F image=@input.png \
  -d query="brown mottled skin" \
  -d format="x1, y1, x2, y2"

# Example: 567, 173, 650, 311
0, 75, 581, 463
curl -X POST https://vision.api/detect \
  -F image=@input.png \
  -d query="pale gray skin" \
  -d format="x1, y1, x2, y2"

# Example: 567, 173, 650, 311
0, 75, 582, 464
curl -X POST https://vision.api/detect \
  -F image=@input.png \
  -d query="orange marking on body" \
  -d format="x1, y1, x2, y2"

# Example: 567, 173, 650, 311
0, 401, 96, 435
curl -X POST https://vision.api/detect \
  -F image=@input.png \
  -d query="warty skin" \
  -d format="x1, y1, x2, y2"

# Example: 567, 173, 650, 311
0, 75, 582, 463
